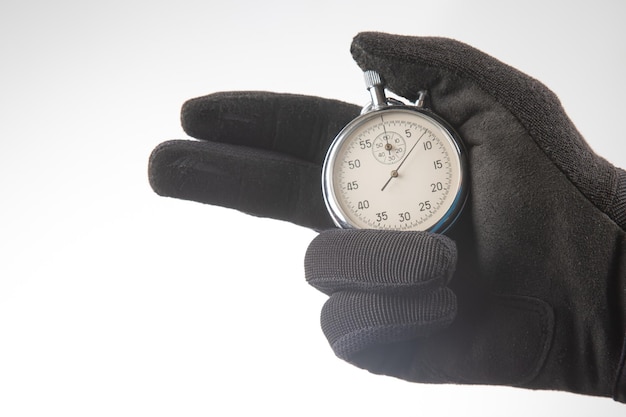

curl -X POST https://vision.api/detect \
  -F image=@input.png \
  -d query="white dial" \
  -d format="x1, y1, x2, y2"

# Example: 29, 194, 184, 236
323, 108, 466, 232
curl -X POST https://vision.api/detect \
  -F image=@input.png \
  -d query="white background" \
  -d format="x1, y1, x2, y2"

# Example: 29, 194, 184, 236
1, 0, 625, 415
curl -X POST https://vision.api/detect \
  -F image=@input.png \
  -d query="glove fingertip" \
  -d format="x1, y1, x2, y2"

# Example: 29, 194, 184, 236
305, 229, 458, 295
323, 287, 457, 363
147, 140, 184, 198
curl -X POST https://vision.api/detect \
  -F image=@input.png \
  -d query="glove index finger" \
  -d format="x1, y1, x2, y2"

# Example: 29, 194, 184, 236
305, 229, 457, 295
181, 91, 360, 165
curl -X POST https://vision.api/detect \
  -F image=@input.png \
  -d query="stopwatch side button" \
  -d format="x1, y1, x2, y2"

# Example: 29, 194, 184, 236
364, 70, 387, 110
363, 70, 383, 88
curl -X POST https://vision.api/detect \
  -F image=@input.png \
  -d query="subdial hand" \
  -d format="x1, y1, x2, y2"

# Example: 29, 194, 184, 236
380, 131, 426, 191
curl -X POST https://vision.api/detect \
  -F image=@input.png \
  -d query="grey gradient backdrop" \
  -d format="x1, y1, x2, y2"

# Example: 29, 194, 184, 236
1, 0, 625, 415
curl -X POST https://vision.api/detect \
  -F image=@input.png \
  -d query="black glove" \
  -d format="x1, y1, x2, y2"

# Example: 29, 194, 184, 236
148, 32, 626, 401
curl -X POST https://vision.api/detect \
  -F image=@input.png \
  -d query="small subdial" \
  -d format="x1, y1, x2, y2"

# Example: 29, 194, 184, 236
372, 132, 406, 164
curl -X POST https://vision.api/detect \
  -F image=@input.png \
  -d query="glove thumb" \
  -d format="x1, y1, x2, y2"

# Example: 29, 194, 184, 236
350, 32, 626, 230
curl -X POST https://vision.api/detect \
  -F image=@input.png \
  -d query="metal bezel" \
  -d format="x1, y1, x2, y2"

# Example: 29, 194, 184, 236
321, 105, 468, 233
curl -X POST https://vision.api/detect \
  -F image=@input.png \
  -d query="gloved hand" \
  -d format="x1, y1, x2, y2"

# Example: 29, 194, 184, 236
148, 32, 626, 401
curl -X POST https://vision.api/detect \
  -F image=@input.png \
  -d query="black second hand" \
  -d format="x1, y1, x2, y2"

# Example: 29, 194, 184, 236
381, 130, 427, 191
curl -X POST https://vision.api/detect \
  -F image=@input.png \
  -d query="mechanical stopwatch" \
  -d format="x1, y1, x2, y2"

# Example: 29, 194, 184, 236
321, 70, 468, 232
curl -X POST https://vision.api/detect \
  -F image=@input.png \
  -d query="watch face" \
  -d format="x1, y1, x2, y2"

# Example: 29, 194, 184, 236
322, 107, 467, 232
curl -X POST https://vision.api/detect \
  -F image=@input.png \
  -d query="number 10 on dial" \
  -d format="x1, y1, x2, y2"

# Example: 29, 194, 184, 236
322, 71, 468, 233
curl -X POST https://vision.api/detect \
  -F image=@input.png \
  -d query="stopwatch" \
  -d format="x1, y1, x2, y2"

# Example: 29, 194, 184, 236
321, 70, 468, 232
